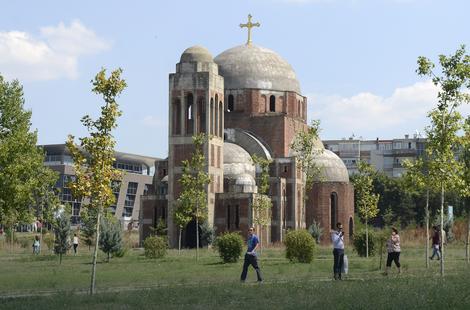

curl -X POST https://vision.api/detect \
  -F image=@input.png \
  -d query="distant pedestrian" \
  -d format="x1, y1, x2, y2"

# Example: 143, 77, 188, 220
430, 226, 441, 260
32, 235, 40, 255
72, 233, 79, 255
384, 227, 401, 275
240, 227, 262, 283
331, 222, 345, 280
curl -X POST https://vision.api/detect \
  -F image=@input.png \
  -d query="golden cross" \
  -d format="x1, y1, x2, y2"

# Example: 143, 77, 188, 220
239, 14, 260, 45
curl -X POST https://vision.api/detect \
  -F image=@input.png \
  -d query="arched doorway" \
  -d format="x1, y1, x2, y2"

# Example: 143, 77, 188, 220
330, 192, 338, 230
349, 217, 354, 241
184, 219, 202, 248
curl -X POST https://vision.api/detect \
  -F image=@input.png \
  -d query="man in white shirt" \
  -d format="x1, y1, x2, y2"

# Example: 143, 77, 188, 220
331, 222, 345, 280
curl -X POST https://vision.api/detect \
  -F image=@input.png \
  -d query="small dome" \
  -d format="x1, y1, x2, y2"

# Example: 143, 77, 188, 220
214, 44, 300, 93
223, 142, 255, 177
235, 173, 256, 187
223, 142, 257, 193
312, 150, 349, 183
180, 45, 213, 63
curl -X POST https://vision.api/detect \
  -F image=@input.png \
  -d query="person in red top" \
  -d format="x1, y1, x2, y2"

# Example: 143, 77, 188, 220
429, 226, 441, 260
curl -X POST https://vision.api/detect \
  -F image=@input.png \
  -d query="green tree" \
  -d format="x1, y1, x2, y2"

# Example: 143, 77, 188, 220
290, 120, 323, 231
403, 157, 435, 268
173, 199, 192, 253
352, 161, 379, 258
251, 154, 273, 250
0, 75, 56, 248
32, 167, 60, 254
417, 45, 470, 276
66, 68, 126, 294
99, 215, 123, 262
54, 208, 71, 264
459, 116, 470, 263
177, 133, 211, 260
80, 207, 97, 251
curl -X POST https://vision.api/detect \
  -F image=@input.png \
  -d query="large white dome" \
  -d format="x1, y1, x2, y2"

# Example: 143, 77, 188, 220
214, 44, 301, 93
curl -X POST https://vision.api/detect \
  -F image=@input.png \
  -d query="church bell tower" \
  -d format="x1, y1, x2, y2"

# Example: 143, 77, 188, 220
167, 46, 224, 247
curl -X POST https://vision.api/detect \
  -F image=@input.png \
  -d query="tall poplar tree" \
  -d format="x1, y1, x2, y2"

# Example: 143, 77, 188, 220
251, 154, 273, 250
290, 120, 323, 230
177, 133, 211, 261
0, 75, 57, 244
66, 68, 126, 294
352, 161, 379, 258
417, 45, 470, 276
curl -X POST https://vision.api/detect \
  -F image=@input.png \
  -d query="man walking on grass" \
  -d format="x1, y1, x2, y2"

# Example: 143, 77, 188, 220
240, 227, 263, 283
331, 222, 345, 280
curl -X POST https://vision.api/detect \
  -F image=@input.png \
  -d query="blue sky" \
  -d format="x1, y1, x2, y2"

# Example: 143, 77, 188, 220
1, 0, 469, 158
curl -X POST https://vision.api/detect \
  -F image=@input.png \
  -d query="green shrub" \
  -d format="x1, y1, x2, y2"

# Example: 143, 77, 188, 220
214, 232, 244, 263
308, 220, 323, 244
113, 247, 128, 258
144, 236, 167, 259
284, 229, 315, 263
353, 229, 377, 257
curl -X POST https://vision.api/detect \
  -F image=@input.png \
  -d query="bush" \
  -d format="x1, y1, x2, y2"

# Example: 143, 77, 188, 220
99, 217, 123, 262
308, 220, 323, 244
214, 232, 244, 263
113, 247, 128, 258
353, 229, 377, 257
200, 221, 216, 247
284, 229, 315, 263
144, 236, 167, 259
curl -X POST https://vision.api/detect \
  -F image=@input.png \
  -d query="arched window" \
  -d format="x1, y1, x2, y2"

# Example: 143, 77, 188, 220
227, 205, 231, 230
235, 205, 240, 229
210, 98, 214, 135
330, 192, 338, 230
198, 97, 205, 133
349, 216, 354, 241
297, 100, 301, 117
270, 95, 276, 112
214, 97, 219, 137
228, 94, 234, 112
219, 101, 223, 137
172, 99, 181, 135
185, 93, 194, 135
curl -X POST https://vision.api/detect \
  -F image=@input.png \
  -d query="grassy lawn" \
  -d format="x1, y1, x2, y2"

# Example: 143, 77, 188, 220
1, 234, 470, 309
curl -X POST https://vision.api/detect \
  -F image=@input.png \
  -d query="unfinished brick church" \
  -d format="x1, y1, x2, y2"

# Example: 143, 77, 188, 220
140, 16, 354, 247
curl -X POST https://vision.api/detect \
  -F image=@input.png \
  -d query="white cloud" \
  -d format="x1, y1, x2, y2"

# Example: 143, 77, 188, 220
308, 80, 447, 139
0, 20, 110, 81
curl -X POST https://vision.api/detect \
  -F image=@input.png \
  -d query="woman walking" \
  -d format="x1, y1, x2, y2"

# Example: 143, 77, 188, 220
384, 227, 401, 275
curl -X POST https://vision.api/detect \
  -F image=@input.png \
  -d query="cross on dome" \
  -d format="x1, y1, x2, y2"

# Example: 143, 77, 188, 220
239, 14, 260, 46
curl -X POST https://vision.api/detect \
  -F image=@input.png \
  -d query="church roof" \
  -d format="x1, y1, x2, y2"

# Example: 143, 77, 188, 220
312, 149, 350, 183
214, 44, 301, 93
180, 45, 213, 63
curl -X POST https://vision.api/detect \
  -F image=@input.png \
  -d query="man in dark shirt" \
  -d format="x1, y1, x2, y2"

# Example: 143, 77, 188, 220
240, 227, 262, 282
430, 226, 441, 260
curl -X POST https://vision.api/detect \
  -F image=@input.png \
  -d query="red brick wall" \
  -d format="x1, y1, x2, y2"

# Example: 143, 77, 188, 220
307, 182, 354, 245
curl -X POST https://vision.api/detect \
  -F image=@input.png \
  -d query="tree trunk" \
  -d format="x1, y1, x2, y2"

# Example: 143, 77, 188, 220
440, 184, 444, 277
196, 215, 199, 262
39, 220, 43, 255
90, 208, 102, 295
366, 219, 369, 258
425, 189, 430, 268
466, 201, 470, 264
178, 227, 182, 255
107, 252, 110, 263
259, 224, 263, 255
59, 253, 62, 264
10, 225, 14, 253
